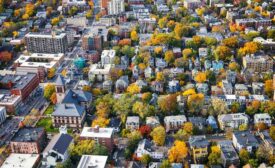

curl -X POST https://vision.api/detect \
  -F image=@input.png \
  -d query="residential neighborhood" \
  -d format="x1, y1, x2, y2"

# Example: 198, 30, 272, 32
0, 0, 274, 168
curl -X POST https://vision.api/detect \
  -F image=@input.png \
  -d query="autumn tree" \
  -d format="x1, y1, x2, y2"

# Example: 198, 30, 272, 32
239, 149, 250, 165
127, 83, 141, 94
158, 94, 177, 114
194, 72, 207, 83
270, 126, 275, 141
44, 84, 55, 100
139, 125, 151, 137
150, 126, 166, 146
140, 154, 151, 165
50, 93, 57, 104
214, 45, 232, 61
228, 62, 239, 71
187, 93, 204, 115
264, 79, 273, 98
156, 72, 164, 82
256, 144, 270, 163
168, 141, 188, 163
133, 101, 155, 119
254, 122, 267, 131
210, 98, 229, 116
182, 48, 193, 58
222, 36, 238, 48
208, 146, 222, 165
69, 139, 95, 161
238, 42, 261, 56
158, 17, 167, 29
182, 88, 196, 96
51, 17, 60, 26
114, 94, 137, 123
131, 30, 139, 42
47, 68, 56, 79
92, 117, 110, 127
164, 50, 175, 65
174, 23, 191, 38
160, 160, 171, 168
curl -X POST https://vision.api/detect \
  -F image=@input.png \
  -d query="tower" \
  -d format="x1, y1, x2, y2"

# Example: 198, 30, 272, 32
55, 75, 66, 103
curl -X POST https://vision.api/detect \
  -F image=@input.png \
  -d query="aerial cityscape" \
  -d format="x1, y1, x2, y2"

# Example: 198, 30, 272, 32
0, 0, 274, 168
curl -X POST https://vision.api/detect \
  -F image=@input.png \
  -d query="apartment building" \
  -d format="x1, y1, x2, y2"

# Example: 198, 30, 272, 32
108, 0, 125, 15
184, 0, 205, 10
77, 155, 108, 168
10, 127, 46, 154
0, 94, 21, 115
82, 33, 103, 51
80, 126, 114, 152
189, 136, 210, 164
25, 32, 68, 53
218, 141, 240, 168
254, 113, 272, 127
218, 113, 249, 130
164, 115, 187, 132
243, 55, 273, 72
232, 131, 259, 153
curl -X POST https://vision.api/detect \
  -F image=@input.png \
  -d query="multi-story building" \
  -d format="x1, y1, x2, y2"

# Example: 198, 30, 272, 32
25, 32, 68, 53
254, 113, 272, 127
52, 103, 86, 128
82, 33, 103, 51
235, 18, 272, 28
108, 0, 125, 15
0, 106, 6, 125
184, 0, 204, 10
138, 18, 156, 33
126, 116, 140, 131
14, 53, 64, 81
218, 141, 240, 168
254, 37, 275, 51
164, 115, 187, 132
243, 55, 273, 72
101, 50, 116, 65
88, 63, 113, 82
1, 154, 40, 168
66, 16, 87, 27
0, 94, 21, 115
80, 126, 114, 151
234, 84, 249, 96
0, 73, 39, 100
189, 136, 210, 164
218, 113, 249, 130
135, 139, 166, 159
77, 155, 108, 168
232, 131, 259, 153
10, 127, 46, 154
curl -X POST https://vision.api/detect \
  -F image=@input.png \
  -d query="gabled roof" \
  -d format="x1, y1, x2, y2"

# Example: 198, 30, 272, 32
52, 103, 85, 117
62, 89, 92, 104
52, 134, 73, 155
55, 75, 65, 86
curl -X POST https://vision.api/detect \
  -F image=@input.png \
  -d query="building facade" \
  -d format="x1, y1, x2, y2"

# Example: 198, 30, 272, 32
108, 0, 125, 15
0, 106, 6, 125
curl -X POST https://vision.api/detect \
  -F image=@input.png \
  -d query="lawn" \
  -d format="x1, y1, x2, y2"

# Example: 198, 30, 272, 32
36, 117, 58, 133
44, 105, 55, 115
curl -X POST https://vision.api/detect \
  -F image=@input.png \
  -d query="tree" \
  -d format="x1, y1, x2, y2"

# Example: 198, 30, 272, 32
69, 139, 95, 160
22, 13, 29, 20
174, 23, 191, 38
270, 126, 275, 141
214, 45, 232, 61
92, 144, 108, 155
228, 62, 239, 71
127, 83, 140, 94
256, 144, 269, 163
114, 94, 136, 123
239, 149, 250, 165
50, 93, 57, 104
150, 126, 166, 146
158, 17, 167, 29
44, 84, 55, 100
25, 3, 35, 16
168, 141, 188, 163
47, 68, 56, 79
140, 154, 151, 165
204, 37, 217, 46
222, 36, 238, 48
210, 98, 228, 116
160, 159, 171, 168
158, 94, 177, 114
231, 102, 240, 113
0, 51, 12, 62
51, 17, 60, 26
182, 48, 193, 58
264, 80, 273, 98
183, 122, 193, 135
131, 30, 139, 42
156, 72, 164, 82
239, 124, 248, 131
118, 39, 131, 46
121, 45, 135, 57
194, 72, 207, 83
92, 117, 110, 127
133, 101, 155, 119
208, 146, 221, 165
139, 125, 151, 137
14, 9, 21, 17
254, 122, 267, 131
183, 88, 196, 96
238, 42, 260, 56
187, 93, 204, 115
164, 50, 175, 65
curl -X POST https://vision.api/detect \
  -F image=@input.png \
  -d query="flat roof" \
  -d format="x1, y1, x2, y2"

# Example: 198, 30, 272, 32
1, 153, 39, 168
12, 127, 44, 142
77, 155, 108, 168
80, 127, 114, 138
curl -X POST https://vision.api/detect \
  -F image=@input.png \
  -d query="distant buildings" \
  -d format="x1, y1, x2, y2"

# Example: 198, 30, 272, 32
243, 55, 273, 72
77, 155, 108, 168
25, 32, 68, 53
0, 106, 6, 125
80, 126, 114, 151
184, 0, 204, 9
108, 0, 125, 15
235, 18, 272, 28
218, 113, 249, 130
82, 33, 103, 51
10, 127, 46, 154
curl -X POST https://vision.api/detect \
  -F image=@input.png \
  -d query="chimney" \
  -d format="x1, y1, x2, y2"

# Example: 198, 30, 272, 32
93, 125, 100, 133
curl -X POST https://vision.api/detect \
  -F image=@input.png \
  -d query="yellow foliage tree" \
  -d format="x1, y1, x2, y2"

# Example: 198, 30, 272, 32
158, 17, 167, 29
168, 141, 188, 163
82, 85, 92, 92
182, 48, 192, 57
238, 42, 260, 56
51, 17, 60, 26
156, 72, 164, 82
13, 31, 19, 38
164, 50, 175, 65
47, 68, 56, 79
14, 9, 21, 17
228, 62, 239, 71
182, 88, 196, 96
183, 122, 193, 135
154, 47, 163, 55
195, 72, 207, 83
150, 126, 166, 146
127, 83, 140, 94
22, 13, 29, 20
92, 117, 110, 127
131, 30, 139, 42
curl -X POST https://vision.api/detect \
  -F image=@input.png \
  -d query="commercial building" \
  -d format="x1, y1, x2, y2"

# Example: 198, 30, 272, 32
0, 106, 6, 125
1, 153, 40, 168
0, 94, 21, 115
80, 126, 114, 151
14, 53, 64, 81
242, 55, 273, 72
0, 73, 40, 100
77, 155, 108, 168
25, 32, 68, 53
10, 127, 46, 154
108, 0, 125, 15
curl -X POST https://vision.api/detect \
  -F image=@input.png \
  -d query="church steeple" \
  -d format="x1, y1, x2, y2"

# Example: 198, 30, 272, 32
55, 75, 66, 103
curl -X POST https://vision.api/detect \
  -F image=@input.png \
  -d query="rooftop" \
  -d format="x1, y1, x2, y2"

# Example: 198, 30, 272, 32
80, 127, 114, 138
0, 73, 37, 90
52, 103, 85, 117
12, 127, 44, 142
77, 155, 108, 168
1, 153, 39, 168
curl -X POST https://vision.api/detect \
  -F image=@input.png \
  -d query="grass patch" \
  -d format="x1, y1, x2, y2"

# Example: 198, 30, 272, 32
44, 105, 55, 115
36, 117, 58, 133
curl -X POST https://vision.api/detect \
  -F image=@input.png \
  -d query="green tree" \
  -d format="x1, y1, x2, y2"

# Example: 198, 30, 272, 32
239, 149, 250, 165
140, 154, 151, 165
44, 84, 55, 100
160, 159, 171, 168
114, 94, 136, 123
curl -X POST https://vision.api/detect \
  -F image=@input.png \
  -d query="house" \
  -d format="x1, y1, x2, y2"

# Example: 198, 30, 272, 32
42, 133, 73, 167
222, 80, 233, 94
77, 155, 108, 168
135, 79, 148, 90
151, 81, 164, 93
198, 48, 208, 58
188, 117, 207, 130
103, 80, 113, 92
218, 141, 240, 168
88, 63, 113, 82
196, 83, 208, 94
217, 113, 249, 130
252, 82, 264, 94
10, 127, 46, 154
242, 54, 273, 72
177, 95, 186, 112
184, 0, 204, 9
258, 131, 275, 155
232, 131, 259, 153
234, 84, 249, 95
80, 126, 114, 151
126, 116, 140, 131
52, 103, 86, 128
226, 70, 237, 84
212, 60, 224, 72
1, 153, 40, 168
168, 80, 180, 93
190, 165, 205, 168
156, 58, 167, 68
135, 139, 166, 159
144, 66, 153, 78
206, 116, 218, 130
146, 116, 160, 128
254, 113, 272, 127
189, 136, 209, 163
211, 86, 223, 95
164, 115, 187, 132
101, 50, 116, 65
115, 76, 129, 93
0, 106, 6, 125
